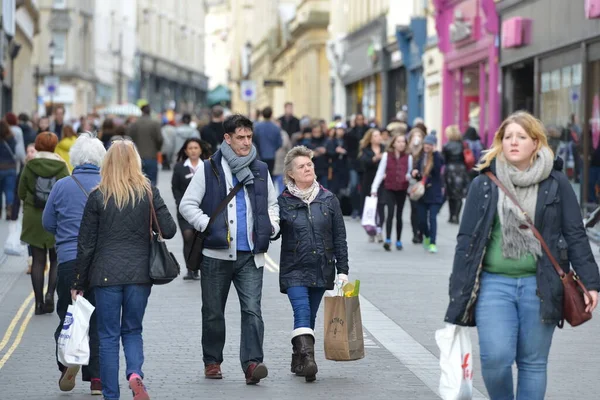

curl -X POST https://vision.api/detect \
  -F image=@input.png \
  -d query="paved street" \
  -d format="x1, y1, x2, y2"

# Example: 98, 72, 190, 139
0, 170, 599, 399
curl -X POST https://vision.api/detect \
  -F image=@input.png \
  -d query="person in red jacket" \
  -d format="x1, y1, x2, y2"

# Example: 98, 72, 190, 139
371, 134, 412, 250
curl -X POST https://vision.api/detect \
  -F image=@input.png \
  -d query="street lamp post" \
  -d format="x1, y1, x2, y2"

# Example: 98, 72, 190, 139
49, 40, 55, 114
243, 41, 252, 118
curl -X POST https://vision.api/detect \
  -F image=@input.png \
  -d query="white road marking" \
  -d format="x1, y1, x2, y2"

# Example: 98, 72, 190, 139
359, 295, 487, 399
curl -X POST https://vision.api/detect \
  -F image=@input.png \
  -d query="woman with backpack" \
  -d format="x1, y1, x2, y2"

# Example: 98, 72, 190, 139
442, 125, 469, 224
18, 131, 69, 315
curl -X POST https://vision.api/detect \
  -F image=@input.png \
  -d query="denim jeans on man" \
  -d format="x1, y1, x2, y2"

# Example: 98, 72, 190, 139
475, 272, 555, 400
417, 202, 442, 244
201, 252, 264, 372
0, 168, 16, 205
287, 287, 327, 329
141, 159, 158, 186
94, 284, 152, 400
54, 260, 99, 380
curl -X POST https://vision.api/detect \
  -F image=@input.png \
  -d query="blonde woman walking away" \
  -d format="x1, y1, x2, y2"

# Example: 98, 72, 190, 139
72, 139, 176, 400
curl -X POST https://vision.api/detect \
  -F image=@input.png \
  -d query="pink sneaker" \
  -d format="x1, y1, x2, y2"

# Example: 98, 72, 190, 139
128, 373, 150, 400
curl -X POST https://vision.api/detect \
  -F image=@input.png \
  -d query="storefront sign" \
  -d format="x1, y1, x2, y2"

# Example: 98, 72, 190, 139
449, 10, 472, 43
585, 0, 600, 19
501, 17, 532, 49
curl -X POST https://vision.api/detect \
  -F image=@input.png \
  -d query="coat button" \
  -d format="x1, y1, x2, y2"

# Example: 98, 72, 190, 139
313, 250, 316, 254
229, 204, 233, 208
104, 278, 108, 282
230, 236, 234, 241
484, 194, 488, 198
229, 255, 233, 258
230, 220, 234, 224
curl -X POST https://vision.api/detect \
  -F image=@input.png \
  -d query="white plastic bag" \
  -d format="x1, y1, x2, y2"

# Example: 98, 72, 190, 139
4, 221, 25, 256
57, 296, 95, 367
361, 196, 378, 236
436, 323, 473, 400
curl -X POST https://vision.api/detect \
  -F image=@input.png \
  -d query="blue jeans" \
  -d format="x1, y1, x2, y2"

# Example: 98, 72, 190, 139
141, 159, 158, 186
95, 284, 152, 400
475, 272, 555, 400
287, 287, 327, 330
417, 202, 441, 244
200, 253, 264, 372
0, 168, 16, 206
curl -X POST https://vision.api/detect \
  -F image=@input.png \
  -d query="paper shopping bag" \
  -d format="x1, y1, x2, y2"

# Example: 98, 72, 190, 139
324, 295, 365, 361
435, 323, 474, 400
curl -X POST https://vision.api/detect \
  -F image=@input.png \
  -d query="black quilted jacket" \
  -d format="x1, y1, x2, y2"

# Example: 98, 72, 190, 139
277, 187, 349, 293
73, 185, 177, 290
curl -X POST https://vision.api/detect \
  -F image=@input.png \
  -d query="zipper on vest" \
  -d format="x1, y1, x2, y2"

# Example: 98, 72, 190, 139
460, 225, 493, 325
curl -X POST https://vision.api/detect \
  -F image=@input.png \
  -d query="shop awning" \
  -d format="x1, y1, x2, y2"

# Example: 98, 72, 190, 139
207, 85, 231, 107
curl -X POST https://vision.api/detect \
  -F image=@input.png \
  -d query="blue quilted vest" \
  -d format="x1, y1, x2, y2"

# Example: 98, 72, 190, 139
200, 150, 271, 253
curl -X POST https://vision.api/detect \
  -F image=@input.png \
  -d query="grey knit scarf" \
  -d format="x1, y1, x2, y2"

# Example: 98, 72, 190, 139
495, 146, 554, 259
220, 141, 257, 186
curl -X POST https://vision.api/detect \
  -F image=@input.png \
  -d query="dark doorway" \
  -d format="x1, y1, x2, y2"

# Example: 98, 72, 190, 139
504, 61, 534, 117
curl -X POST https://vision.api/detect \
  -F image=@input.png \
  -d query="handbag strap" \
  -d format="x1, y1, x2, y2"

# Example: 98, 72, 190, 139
71, 175, 89, 198
206, 181, 244, 230
485, 172, 591, 297
147, 190, 162, 240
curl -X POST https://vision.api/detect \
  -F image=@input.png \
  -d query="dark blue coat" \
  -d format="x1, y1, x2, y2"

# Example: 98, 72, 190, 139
199, 150, 272, 254
415, 151, 444, 204
445, 159, 600, 327
278, 188, 349, 293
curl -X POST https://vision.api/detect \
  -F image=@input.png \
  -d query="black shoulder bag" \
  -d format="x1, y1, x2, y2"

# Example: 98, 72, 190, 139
148, 192, 181, 285
186, 181, 244, 271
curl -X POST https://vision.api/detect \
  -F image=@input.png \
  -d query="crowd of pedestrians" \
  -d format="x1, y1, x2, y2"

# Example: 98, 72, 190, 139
1, 96, 598, 400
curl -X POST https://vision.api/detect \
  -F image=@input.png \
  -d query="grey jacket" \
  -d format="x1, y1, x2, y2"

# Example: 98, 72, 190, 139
173, 124, 200, 157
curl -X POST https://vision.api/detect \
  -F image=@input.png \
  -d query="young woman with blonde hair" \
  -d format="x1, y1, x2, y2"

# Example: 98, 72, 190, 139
445, 111, 600, 399
407, 127, 425, 243
73, 139, 177, 400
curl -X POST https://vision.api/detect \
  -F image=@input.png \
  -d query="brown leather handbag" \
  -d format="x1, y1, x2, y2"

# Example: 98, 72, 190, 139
486, 172, 593, 327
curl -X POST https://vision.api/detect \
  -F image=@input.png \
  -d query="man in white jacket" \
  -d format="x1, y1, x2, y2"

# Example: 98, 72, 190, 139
179, 114, 279, 385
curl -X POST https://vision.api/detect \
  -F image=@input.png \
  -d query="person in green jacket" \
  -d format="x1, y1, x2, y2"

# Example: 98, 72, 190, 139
19, 131, 69, 315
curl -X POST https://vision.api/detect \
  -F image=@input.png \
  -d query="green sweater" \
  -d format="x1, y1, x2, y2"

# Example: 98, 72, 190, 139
483, 214, 537, 277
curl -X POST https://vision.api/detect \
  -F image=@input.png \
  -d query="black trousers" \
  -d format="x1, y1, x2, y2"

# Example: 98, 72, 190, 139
383, 189, 408, 242
410, 199, 420, 237
448, 198, 463, 222
54, 260, 100, 380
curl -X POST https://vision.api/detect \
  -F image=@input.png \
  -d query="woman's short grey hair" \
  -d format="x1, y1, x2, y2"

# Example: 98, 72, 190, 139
69, 133, 107, 167
283, 145, 314, 185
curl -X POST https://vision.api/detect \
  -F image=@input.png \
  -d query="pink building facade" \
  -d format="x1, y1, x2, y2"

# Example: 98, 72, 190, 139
434, 0, 500, 146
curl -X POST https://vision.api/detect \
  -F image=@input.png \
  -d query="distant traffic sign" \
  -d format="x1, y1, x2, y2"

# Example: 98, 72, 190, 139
45, 76, 60, 94
241, 80, 256, 102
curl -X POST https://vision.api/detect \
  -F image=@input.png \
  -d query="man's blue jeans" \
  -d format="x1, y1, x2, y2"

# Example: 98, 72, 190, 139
142, 159, 158, 186
417, 202, 442, 244
200, 253, 264, 372
94, 284, 152, 400
287, 286, 327, 330
475, 272, 555, 400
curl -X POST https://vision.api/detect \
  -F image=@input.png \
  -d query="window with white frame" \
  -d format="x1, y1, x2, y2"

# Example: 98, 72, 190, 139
53, 0, 67, 9
52, 32, 67, 65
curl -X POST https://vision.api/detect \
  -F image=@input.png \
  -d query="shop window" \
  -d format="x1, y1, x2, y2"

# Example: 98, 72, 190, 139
540, 63, 581, 128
